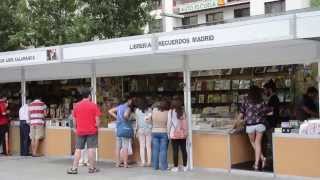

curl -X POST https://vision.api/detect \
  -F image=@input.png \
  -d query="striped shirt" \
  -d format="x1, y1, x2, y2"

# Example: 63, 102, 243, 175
29, 100, 47, 126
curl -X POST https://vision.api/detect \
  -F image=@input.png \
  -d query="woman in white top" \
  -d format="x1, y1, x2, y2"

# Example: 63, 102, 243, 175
135, 97, 152, 167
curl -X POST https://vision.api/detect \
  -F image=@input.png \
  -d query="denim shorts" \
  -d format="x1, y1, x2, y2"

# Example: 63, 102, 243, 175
246, 124, 266, 134
76, 134, 98, 149
116, 137, 131, 149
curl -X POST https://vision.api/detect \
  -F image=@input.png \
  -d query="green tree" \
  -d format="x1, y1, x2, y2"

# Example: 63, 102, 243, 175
311, 0, 320, 7
0, 0, 22, 51
14, 0, 90, 48
80, 0, 152, 39
2, 0, 153, 50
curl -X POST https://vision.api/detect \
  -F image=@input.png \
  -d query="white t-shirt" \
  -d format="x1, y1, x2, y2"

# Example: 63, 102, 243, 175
135, 108, 152, 132
19, 104, 29, 122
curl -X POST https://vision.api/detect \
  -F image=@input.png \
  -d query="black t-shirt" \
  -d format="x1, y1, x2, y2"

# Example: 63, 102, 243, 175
297, 95, 318, 120
266, 94, 280, 128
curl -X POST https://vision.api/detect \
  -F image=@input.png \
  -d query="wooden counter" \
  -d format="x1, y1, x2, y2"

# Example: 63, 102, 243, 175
9, 125, 20, 155
9, 124, 72, 157
43, 127, 72, 157
273, 133, 320, 178
9, 127, 246, 171
192, 130, 230, 170
229, 133, 254, 165
98, 128, 182, 165
98, 129, 140, 163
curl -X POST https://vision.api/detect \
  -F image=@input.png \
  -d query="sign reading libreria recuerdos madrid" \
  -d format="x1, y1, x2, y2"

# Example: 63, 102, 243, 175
178, 0, 219, 13
129, 34, 215, 50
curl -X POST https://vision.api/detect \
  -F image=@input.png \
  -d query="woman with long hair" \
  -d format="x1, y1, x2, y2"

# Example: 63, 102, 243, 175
108, 95, 135, 168
168, 99, 188, 172
150, 100, 170, 170
237, 86, 272, 171
135, 97, 152, 167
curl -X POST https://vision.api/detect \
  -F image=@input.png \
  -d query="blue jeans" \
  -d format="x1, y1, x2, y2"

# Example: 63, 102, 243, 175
19, 120, 30, 156
152, 133, 168, 170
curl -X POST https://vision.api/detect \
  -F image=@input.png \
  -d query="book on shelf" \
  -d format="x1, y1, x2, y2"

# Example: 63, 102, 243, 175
207, 94, 215, 103
207, 80, 215, 91
198, 94, 205, 104
232, 80, 240, 90
239, 80, 250, 89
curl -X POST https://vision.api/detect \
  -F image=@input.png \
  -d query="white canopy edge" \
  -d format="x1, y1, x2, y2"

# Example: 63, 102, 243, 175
0, 10, 319, 83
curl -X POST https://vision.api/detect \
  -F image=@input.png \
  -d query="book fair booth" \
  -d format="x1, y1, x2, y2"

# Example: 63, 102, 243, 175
0, 9, 320, 179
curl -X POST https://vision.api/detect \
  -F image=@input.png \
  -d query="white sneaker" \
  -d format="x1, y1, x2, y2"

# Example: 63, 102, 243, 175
171, 167, 179, 172
183, 166, 188, 172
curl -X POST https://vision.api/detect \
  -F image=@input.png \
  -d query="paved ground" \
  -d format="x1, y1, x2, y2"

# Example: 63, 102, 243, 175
0, 156, 292, 180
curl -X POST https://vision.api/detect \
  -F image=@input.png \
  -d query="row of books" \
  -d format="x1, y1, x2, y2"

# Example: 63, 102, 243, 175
192, 78, 291, 91
192, 92, 292, 104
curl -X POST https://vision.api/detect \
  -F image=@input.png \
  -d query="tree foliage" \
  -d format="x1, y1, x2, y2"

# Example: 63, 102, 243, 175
0, 0, 152, 51
0, 0, 22, 51
81, 0, 152, 39
311, 0, 320, 7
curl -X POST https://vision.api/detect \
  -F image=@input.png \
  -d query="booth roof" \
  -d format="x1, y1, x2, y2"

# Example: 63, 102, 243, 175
0, 9, 319, 83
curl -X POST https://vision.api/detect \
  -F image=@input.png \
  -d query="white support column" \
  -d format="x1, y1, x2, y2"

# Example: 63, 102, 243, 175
318, 43, 320, 117
183, 55, 193, 170
91, 63, 98, 161
318, 62, 320, 117
21, 67, 26, 105
91, 63, 97, 103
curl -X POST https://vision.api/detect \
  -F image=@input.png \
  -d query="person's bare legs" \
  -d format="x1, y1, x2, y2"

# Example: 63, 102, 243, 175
34, 139, 40, 156
31, 139, 35, 155
72, 149, 82, 169
248, 133, 256, 150
138, 133, 146, 166
115, 138, 121, 167
248, 133, 259, 169
5, 132, 9, 155
146, 133, 152, 166
255, 132, 265, 168
31, 139, 40, 156
88, 148, 96, 169
121, 147, 129, 168
248, 133, 264, 162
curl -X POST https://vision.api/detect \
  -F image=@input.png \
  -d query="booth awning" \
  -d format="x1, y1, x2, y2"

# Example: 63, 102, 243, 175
0, 9, 319, 82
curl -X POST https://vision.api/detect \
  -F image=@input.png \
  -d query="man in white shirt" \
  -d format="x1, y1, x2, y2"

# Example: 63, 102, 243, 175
19, 101, 31, 156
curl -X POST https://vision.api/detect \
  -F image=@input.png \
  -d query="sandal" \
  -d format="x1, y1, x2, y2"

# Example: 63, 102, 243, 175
67, 168, 78, 174
262, 157, 267, 169
252, 164, 259, 171
88, 167, 100, 174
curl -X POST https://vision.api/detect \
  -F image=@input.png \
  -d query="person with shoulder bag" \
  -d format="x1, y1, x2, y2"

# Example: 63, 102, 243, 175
109, 95, 135, 168
167, 99, 188, 172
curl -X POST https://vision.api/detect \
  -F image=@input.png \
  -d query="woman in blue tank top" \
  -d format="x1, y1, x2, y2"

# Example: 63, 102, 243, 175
109, 95, 134, 168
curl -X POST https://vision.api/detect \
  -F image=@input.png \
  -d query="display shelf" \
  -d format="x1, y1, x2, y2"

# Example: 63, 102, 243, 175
130, 90, 183, 95
192, 102, 232, 108
192, 87, 290, 94
192, 71, 291, 80
191, 65, 296, 120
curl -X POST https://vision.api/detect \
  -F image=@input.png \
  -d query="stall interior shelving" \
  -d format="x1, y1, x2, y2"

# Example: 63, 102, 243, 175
190, 64, 318, 131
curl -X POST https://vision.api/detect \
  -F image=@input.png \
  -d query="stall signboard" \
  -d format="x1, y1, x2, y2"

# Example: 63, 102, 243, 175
158, 15, 292, 51
63, 37, 153, 61
0, 48, 60, 68
178, 0, 220, 14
